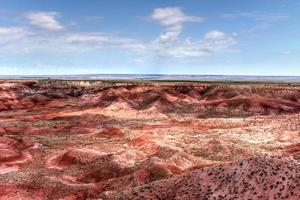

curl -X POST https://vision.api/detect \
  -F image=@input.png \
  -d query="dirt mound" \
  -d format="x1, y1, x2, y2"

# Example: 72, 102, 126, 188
192, 139, 232, 161
102, 156, 300, 200
23, 94, 49, 104
77, 155, 134, 183
0, 136, 34, 162
0, 136, 36, 174
51, 149, 135, 183
96, 126, 125, 137
54, 149, 106, 167
200, 85, 252, 100
0, 144, 21, 162
283, 144, 300, 160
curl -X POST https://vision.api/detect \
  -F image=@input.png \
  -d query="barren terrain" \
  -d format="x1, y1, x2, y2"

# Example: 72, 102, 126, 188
0, 80, 300, 199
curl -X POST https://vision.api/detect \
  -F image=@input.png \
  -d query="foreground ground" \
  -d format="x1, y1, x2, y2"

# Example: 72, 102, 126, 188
0, 80, 300, 199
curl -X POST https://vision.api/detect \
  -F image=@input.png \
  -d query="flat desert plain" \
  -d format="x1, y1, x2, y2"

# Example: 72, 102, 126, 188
0, 80, 300, 199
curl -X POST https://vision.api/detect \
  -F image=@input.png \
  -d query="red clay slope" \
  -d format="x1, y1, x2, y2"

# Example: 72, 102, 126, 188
101, 156, 300, 200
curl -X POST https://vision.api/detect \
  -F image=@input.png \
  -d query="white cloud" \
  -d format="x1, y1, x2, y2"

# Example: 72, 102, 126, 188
0, 28, 147, 54
0, 9, 237, 62
152, 30, 236, 58
59, 33, 147, 52
221, 12, 288, 37
204, 30, 226, 40
151, 7, 202, 28
149, 7, 235, 59
220, 12, 288, 22
25, 12, 64, 31
203, 30, 236, 49
0, 27, 33, 54
151, 7, 204, 43
156, 31, 180, 43
1, 29, 236, 63
63, 33, 110, 44
0, 27, 29, 42
0, 27, 236, 59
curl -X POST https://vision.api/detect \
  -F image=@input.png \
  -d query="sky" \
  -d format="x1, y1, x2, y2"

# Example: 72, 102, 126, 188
0, 0, 299, 75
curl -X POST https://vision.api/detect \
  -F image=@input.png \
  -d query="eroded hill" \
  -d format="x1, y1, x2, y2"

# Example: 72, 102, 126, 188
0, 80, 300, 199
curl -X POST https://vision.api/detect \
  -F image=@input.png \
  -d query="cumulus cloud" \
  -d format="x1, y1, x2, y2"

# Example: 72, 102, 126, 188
151, 7, 204, 43
152, 30, 236, 58
25, 12, 64, 31
203, 30, 236, 49
146, 7, 236, 59
151, 7, 202, 27
148, 7, 236, 58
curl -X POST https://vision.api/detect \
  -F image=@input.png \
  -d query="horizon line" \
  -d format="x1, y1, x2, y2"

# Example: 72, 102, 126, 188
1, 73, 300, 77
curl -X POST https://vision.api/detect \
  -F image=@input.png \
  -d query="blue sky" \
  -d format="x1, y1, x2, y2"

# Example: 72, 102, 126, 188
0, 0, 299, 75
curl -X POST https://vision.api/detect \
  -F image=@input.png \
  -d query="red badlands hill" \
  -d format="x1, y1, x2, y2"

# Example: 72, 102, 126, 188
1, 80, 300, 116
101, 156, 300, 200
0, 80, 300, 199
